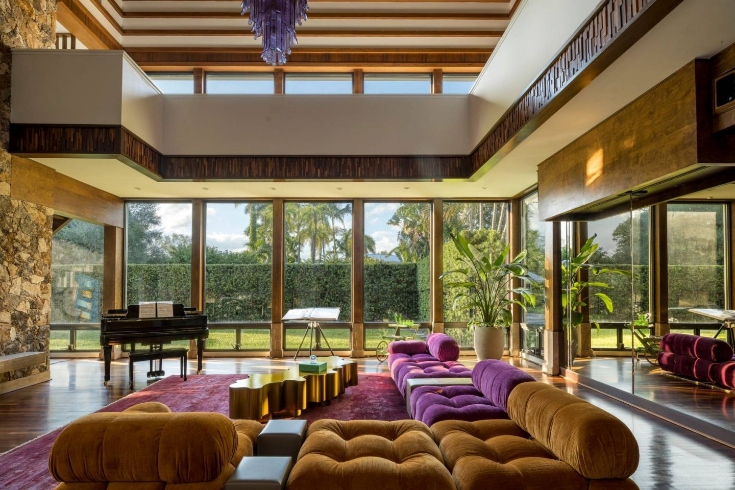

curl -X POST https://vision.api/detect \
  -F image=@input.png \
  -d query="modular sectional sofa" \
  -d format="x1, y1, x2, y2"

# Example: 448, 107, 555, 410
49, 402, 263, 489
289, 379, 640, 490
388, 333, 472, 396
410, 358, 534, 426
658, 332, 735, 389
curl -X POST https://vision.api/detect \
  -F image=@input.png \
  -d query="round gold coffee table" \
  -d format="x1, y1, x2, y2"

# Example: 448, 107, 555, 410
229, 356, 358, 420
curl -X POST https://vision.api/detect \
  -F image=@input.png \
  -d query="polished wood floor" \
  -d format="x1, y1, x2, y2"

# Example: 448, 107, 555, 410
572, 357, 735, 434
1, 356, 735, 489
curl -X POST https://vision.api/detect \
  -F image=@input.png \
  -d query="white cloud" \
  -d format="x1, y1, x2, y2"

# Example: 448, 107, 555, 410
369, 230, 398, 254
157, 203, 192, 235
365, 203, 398, 225
206, 232, 248, 252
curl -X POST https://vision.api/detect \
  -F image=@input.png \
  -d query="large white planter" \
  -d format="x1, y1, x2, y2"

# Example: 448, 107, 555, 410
474, 326, 505, 360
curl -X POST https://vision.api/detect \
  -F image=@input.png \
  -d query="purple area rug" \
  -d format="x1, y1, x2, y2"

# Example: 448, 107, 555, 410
0, 373, 407, 490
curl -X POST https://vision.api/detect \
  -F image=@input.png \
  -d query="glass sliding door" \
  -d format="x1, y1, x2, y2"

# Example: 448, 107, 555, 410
667, 203, 725, 337
520, 194, 545, 358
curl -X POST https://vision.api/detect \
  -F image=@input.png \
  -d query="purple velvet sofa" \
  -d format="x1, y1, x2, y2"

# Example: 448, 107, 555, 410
658, 333, 735, 389
388, 333, 471, 396
410, 359, 535, 426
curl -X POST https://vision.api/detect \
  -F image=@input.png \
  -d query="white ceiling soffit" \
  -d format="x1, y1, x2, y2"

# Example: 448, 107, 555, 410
42, 0, 735, 200
34, 157, 502, 200
475, 0, 735, 198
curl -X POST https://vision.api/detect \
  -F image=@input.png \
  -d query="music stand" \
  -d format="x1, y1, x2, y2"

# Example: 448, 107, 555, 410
282, 308, 340, 360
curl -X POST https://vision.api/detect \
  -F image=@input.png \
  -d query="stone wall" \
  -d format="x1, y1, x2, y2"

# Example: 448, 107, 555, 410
0, 0, 56, 382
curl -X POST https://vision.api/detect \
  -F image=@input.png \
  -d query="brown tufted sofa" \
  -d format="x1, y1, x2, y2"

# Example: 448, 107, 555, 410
286, 419, 455, 490
431, 382, 640, 490
288, 382, 639, 490
48, 402, 264, 490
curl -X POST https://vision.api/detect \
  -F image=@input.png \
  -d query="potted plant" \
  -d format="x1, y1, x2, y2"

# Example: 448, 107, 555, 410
441, 233, 537, 360
562, 234, 629, 362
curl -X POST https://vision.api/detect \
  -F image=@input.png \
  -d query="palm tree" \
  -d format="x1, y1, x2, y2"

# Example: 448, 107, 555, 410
388, 203, 430, 262
325, 203, 351, 261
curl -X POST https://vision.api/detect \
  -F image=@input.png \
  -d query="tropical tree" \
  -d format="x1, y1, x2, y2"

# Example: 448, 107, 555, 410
126, 203, 166, 264
388, 203, 430, 262
241, 202, 273, 263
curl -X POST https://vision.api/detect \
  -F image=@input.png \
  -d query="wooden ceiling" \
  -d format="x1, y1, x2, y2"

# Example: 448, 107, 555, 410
58, 0, 519, 70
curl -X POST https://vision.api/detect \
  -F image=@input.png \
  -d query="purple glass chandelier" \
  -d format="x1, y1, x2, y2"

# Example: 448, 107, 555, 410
240, 0, 309, 66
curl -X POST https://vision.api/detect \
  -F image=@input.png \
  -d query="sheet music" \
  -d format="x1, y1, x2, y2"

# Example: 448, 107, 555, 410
156, 301, 174, 318
282, 307, 340, 321
139, 301, 157, 319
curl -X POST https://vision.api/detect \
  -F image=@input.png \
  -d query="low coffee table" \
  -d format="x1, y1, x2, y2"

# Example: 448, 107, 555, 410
404, 377, 474, 416
229, 356, 358, 420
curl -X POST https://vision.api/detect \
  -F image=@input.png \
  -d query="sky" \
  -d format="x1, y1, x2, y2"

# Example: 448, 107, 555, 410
155, 202, 402, 254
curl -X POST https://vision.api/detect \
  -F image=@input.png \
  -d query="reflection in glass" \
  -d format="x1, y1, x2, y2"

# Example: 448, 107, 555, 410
126, 202, 193, 307
520, 193, 545, 357
587, 209, 649, 350
667, 203, 725, 326
51, 219, 104, 325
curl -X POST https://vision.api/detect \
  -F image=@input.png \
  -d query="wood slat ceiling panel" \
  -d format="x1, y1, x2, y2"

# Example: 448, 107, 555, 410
89, 0, 514, 53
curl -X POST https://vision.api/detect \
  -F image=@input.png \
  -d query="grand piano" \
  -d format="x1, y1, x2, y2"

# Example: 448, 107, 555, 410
100, 304, 208, 386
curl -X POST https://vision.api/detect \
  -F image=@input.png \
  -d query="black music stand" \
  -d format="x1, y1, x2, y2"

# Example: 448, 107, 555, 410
282, 308, 340, 360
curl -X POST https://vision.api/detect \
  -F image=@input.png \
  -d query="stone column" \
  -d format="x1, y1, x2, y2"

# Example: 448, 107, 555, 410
0, 1, 56, 384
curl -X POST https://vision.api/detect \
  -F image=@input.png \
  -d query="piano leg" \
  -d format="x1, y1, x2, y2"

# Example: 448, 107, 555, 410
103, 345, 112, 387
197, 339, 204, 374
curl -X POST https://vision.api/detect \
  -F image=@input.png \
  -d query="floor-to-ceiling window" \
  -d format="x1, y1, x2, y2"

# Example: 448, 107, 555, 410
587, 209, 650, 350
125, 202, 193, 307
520, 193, 545, 358
204, 202, 273, 351
50, 219, 104, 351
283, 202, 353, 351
667, 202, 725, 337
442, 201, 509, 349
364, 202, 431, 349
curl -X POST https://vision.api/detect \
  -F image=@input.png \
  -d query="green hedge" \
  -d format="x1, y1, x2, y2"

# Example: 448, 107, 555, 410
364, 262, 420, 321
125, 262, 424, 323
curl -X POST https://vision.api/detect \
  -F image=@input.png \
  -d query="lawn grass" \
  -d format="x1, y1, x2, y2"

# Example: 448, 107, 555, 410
50, 325, 724, 353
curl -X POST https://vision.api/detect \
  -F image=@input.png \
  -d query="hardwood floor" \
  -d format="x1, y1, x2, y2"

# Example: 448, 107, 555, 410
573, 357, 735, 434
1, 356, 734, 489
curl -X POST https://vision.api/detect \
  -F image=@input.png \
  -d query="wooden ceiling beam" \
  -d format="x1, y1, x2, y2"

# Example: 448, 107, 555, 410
57, 0, 121, 50
105, 12, 510, 21
126, 48, 491, 69
121, 29, 505, 37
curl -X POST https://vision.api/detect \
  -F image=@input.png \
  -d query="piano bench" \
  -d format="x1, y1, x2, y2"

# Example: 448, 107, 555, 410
128, 348, 189, 390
